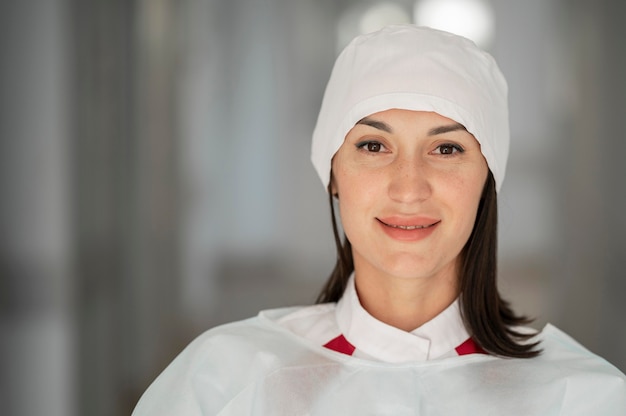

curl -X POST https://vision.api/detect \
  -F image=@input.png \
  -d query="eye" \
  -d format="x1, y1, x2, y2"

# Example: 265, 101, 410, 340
356, 141, 386, 153
433, 143, 464, 155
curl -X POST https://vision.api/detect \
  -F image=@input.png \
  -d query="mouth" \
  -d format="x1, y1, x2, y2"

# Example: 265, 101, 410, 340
376, 217, 440, 241
376, 218, 440, 229
382, 223, 434, 230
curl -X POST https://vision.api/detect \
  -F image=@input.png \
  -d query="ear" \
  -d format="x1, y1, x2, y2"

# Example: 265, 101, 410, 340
330, 184, 338, 198
329, 172, 338, 198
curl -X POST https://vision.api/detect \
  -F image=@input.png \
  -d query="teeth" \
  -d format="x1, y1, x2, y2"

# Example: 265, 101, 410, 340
390, 224, 429, 230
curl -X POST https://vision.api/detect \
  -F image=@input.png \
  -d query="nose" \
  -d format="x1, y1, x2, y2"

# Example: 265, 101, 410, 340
387, 155, 432, 203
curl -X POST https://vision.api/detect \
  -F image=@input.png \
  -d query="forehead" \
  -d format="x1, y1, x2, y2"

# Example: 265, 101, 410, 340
350, 109, 470, 138
358, 109, 461, 125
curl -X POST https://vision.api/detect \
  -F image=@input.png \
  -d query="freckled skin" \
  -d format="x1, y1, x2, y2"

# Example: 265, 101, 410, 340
331, 109, 488, 330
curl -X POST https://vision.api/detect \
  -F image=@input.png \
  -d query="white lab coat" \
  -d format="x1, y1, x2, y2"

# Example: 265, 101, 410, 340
133, 306, 626, 415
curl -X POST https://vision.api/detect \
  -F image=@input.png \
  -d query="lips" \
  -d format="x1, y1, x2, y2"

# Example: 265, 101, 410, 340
377, 217, 440, 229
376, 216, 440, 241
383, 223, 432, 230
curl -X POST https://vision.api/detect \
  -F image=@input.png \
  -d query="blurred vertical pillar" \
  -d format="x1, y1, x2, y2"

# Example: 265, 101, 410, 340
130, 0, 185, 403
590, 0, 626, 371
0, 1, 75, 416
175, 0, 230, 332
71, 0, 183, 414
555, 0, 626, 371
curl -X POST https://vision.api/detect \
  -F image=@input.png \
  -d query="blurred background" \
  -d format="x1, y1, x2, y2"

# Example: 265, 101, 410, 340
1, 0, 625, 415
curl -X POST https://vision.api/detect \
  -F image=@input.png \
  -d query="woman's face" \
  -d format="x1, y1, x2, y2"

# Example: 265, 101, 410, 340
331, 109, 488, 284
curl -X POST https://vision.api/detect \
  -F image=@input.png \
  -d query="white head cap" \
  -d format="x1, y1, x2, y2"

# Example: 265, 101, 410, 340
311, 25, 509, 192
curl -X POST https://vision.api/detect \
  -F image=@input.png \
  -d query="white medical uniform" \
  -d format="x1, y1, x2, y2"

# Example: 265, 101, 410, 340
132, 275, 626, 415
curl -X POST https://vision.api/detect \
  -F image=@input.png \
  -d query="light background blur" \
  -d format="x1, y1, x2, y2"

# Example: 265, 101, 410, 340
1, 0, 625, 415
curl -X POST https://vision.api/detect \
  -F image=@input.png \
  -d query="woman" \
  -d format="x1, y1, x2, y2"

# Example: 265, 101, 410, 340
133, 25, 626, 415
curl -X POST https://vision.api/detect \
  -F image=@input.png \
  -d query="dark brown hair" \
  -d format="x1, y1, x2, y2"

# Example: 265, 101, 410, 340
316, 171, 541, 358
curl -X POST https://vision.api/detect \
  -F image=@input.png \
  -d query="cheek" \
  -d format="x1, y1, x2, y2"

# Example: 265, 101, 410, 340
335, 168, 385, 207
335, 171, 367, 219
435, 163, 486, 212
334, 169, 384, 236
449, 172, 486, 230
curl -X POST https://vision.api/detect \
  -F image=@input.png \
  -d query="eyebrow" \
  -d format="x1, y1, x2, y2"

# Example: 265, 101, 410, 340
356, 117, 467, 136
427, 123, 467, 136
356, 117, 393, 133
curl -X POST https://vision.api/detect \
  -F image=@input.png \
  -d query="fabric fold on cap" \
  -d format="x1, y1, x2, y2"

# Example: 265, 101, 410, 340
311, 25, 510, 191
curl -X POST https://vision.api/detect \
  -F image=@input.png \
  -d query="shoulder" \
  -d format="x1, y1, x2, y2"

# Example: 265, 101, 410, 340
520, 324, 626, 413
422, 324, 626, 414
536, 323, 625, 374
132, 306, 333, 416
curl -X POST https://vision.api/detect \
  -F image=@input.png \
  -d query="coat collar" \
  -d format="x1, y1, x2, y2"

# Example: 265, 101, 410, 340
335, 274, 470, 363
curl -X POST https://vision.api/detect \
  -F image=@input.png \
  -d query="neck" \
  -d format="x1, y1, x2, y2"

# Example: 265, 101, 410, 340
353, 261, 459, 332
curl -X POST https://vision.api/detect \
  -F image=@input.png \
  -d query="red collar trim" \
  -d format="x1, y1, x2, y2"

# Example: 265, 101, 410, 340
323, 334, 356, 356
323, 334, 487, 357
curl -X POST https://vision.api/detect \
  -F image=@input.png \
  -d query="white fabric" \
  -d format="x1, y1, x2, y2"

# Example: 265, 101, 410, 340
311, 25, 510, 191
274, 302, 338, 347
133, 310, 626, 415
277, 274, 468, 362
335, 275, 468, 361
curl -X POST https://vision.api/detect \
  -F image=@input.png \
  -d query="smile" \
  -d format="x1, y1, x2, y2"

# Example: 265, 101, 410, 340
377, 218, 440, 229
376, 217, 440, 242
386, 223, 432, 230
